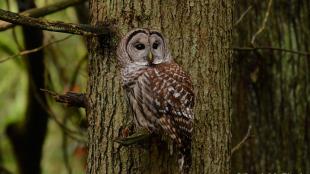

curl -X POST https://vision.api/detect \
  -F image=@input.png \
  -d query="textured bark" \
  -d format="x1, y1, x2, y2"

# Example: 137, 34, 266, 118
232, 0, 310, 173
86, 0, 233, 173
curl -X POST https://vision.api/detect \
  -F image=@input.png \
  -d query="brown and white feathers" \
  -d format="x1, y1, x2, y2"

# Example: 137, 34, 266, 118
116, 28, 194, 173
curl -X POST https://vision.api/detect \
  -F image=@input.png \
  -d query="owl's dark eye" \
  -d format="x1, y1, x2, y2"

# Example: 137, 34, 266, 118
152, 42, 159, 49
135, 44, 145, 50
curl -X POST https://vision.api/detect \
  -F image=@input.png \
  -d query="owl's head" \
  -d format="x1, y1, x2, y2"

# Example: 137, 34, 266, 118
117, 28, 172, 67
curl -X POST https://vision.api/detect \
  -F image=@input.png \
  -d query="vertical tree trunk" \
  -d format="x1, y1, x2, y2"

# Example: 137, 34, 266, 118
232, 0, 310, 173
191, 1, 233, 173
86, 0, 233, 173
5, 1, 47, 174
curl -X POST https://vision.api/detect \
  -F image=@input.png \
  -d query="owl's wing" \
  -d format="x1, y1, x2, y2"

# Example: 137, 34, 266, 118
124, 62, 194, 145
145, 63, 195, 145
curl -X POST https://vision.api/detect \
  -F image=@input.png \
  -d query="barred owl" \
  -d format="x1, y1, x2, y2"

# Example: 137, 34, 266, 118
117, 28, 194, 173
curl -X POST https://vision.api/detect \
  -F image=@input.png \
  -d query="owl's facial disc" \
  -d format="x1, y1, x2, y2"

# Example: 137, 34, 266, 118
150, 33, 166, 64
126, 32, 151, 66
126, 30, 168, 66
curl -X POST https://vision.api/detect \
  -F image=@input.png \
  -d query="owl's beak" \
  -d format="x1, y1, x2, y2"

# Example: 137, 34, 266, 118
147, 52, 154, 63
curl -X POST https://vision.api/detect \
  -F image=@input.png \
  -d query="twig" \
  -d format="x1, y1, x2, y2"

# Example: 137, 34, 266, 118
9, 44, 87, 143
4, 0, 23, 51
0, 35, 73, 63
0, 0, 86, 31
235, 1, 309, 59
30, 86, 87, 143
69, 55, 87, 89
41, 89, 87, 108
251, 0, 273, 46
231, 125, 252, 155
234, 6, 253, 27
37, 89, 87, 142
0, 8, 109, 36
233, 46, 310, 57
114, 129, 151, 146
12, 27, 23, 51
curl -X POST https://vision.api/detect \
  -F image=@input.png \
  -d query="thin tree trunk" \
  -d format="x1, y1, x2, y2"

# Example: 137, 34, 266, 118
5, 0, 47, 174
86, 0, 233, 173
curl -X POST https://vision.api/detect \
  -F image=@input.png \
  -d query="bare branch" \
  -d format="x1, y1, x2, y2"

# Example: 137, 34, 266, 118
233, 46, 310, 57
12, 27, 23, 51
234, 6, 253, 27
251, 0, 273, 46
0, 8, 109, 36
0, 0, 86, 31
69, 55, 87, 89
114, 129, 151, 146
31, 87, 87, 143
41, 89, 87, 108
0, 35, 73, 63
231, 125, 252, 155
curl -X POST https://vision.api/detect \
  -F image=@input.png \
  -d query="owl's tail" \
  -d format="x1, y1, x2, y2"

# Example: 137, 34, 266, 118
178, 144, 192, 174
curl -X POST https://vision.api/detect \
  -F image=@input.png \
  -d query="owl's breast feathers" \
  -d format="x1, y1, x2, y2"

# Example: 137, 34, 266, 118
123, 62, 194, 146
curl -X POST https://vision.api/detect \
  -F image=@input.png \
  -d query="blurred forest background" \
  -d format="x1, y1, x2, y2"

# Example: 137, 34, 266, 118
0, 0, 88, 173
0, 0, 309, 174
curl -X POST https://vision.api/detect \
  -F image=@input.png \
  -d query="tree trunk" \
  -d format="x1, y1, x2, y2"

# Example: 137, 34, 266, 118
86, 0, 233, 173
232, 0, 310, 173
5, 0, 47, 174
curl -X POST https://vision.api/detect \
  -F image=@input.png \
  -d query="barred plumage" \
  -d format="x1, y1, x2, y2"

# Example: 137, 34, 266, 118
117, 28, 194, 173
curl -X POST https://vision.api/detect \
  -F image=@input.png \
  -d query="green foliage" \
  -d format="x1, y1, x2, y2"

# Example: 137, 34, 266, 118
0, 1, 88, 173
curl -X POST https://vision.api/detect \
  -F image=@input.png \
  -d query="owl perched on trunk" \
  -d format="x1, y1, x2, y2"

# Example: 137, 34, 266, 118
116, 28, 194, 173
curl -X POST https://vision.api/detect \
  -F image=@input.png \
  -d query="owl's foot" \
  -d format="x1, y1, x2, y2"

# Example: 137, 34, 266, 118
114, 128, 151, 146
